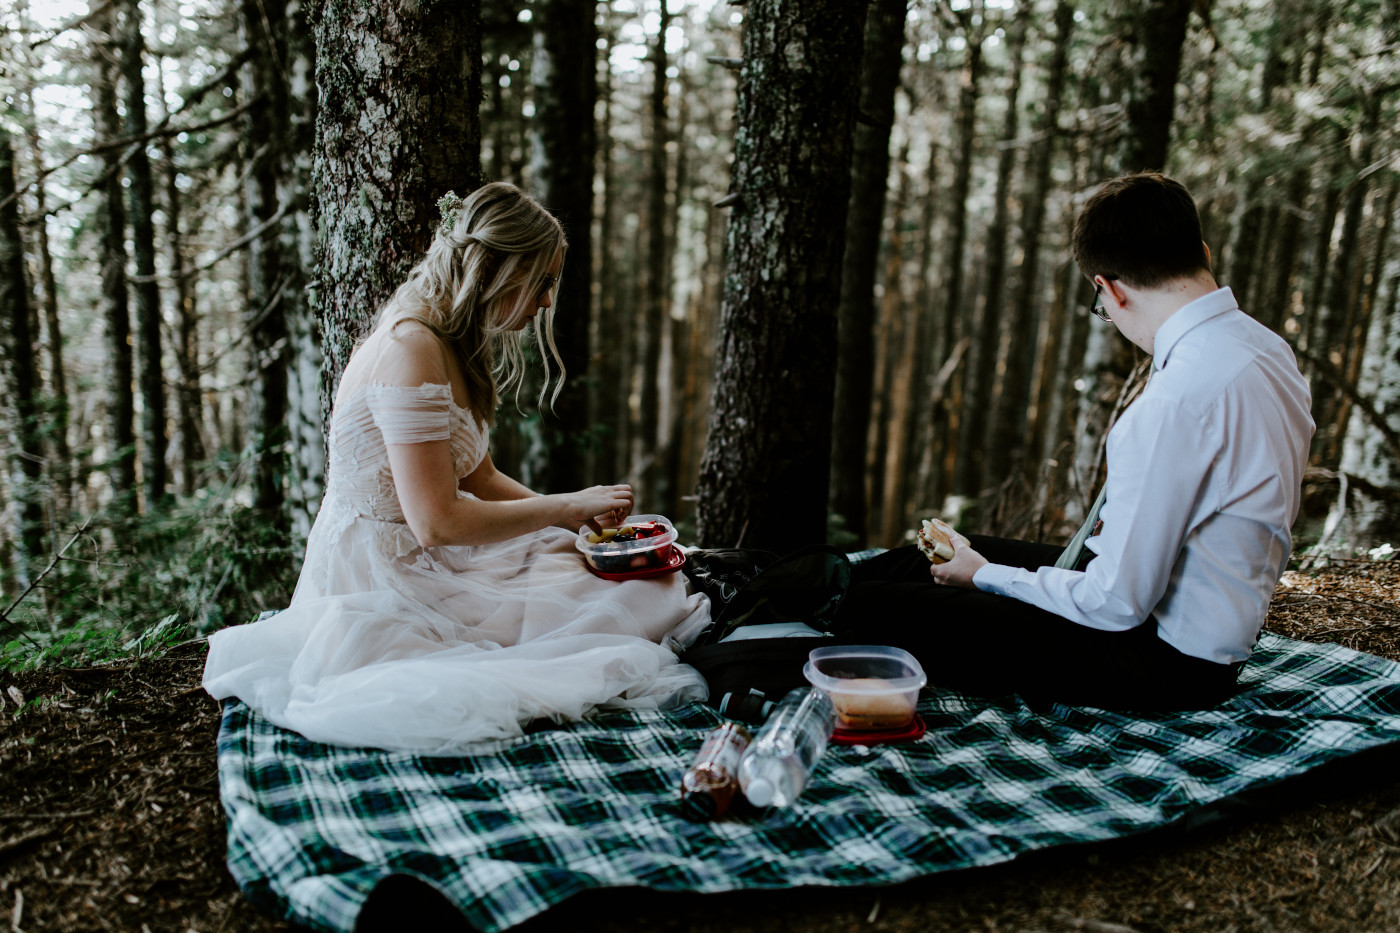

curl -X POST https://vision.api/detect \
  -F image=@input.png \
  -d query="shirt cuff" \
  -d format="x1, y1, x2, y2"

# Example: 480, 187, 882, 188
972, 562, 1019, 595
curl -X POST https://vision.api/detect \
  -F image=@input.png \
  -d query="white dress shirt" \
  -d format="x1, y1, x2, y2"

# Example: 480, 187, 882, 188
973, 288, 1315, 663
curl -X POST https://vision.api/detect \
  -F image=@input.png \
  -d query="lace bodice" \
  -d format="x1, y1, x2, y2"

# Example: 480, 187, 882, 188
325, 383, 489, 524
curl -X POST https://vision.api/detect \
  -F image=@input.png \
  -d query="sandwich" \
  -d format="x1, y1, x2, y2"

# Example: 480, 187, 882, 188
915, 518, 959, 564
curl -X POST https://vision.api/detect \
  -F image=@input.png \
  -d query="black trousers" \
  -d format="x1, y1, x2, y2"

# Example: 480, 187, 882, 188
834, 538, 1243, 711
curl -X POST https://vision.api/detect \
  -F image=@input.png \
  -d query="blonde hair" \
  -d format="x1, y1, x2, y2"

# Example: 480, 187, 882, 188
374, 182, 567, 425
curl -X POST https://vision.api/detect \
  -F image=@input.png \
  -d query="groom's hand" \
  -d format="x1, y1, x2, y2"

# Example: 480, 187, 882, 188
929, 539, 988, 589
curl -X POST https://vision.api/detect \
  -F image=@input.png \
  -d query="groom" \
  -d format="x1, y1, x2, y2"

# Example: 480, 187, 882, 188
842, 172, 1315, 710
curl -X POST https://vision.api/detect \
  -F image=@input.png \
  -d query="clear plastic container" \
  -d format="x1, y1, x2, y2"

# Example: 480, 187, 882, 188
574, 514, 678, 573
803, 645, 927, 732
738, 688, 836, 808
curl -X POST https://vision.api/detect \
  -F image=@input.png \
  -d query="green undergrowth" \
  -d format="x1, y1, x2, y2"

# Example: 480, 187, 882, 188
1, 495, 299, 673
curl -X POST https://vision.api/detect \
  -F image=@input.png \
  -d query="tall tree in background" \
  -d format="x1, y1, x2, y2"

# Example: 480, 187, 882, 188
985, 0, 1075, 486
592, 22, 622, 486
241, 0, 290, 518
120, 0, 167, 506
531, 0, 597, 494
912, 5, 984, 516
955, 0, 1028, 498
829, 0, 908, 545
281, 0, 323, 542
314, 0, 484, 415
638, 0, 672, 502
16, 83, 71, 516
1068, 0, 1191, 505
90, 0, 137, 505
0, 126, 45, 575
695, 0, 867, 550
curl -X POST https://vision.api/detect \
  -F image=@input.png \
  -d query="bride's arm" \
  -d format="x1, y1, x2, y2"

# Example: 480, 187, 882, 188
458, 452, 537, 500
386, 439, 630, 548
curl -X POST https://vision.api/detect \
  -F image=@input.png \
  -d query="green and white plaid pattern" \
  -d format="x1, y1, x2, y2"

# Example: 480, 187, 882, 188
218, 632, 1400, 932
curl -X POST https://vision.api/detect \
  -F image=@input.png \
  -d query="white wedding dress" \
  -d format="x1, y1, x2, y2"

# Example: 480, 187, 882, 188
202, 379, 710, 753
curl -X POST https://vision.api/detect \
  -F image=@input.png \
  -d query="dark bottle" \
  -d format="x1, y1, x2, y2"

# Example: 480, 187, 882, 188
680, 721, 753, 820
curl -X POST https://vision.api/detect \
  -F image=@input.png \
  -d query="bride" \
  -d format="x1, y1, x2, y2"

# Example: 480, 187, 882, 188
202, 183, 710, 752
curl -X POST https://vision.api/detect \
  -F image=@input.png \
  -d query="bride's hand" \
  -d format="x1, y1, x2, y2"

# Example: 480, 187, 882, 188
562, 485, 633, 534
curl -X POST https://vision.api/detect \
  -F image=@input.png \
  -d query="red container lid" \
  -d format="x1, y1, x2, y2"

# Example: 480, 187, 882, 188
830, 713, 927, 746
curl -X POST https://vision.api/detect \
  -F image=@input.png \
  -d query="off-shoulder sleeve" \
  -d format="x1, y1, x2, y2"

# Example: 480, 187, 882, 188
365, 384, 453, 445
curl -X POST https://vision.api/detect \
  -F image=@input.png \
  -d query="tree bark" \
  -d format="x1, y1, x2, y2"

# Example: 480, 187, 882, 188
314, 0, 483, 420
829, 0, 908, 546
0, 126, 46, 573
120, 0, 168, 506
986, 0, 1073, 486
241, 0, 290, 518
531, 0, 597, 494
90, 0, 137, 505
695, 0, 867, 550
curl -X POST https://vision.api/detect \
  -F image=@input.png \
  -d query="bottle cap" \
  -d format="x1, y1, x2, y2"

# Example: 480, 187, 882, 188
744, 778, 774, 808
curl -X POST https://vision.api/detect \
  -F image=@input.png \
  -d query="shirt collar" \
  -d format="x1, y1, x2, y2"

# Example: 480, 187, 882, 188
1153, 286, 1238, 372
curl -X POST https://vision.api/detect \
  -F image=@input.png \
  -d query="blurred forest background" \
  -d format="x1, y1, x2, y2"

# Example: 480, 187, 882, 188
0, 0, 1397, 664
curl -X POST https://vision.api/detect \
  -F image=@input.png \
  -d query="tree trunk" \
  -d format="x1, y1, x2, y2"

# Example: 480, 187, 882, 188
161, 140, 205, 499
695, 0, 867, 550
870, 145, 911, 545
241, 0, 291, 518
638, 0, 672, 503
829, 0, 907, 546
1320, 249, 1400, 548
956, 0, 1029, 498
313, 0, 483, 419
1068, 0, 1190, 498
20, 92, 71, 516
120, 0, 167, 507
0, 126, 46, 574
914, 14, 983, 514
531, 0, 597, 494
1117, 0, 1190, 173
1302, 140, 1344, 361
985, 0, 1074, 486
90, 0, 137, 505
592, 37, 621, 484
1312, 97, 1380, 466
282, 0, 324, 543
887, 102, 942, 543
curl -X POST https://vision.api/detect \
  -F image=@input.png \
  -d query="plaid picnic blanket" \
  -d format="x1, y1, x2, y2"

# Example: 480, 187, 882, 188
217, 632, 1400, 932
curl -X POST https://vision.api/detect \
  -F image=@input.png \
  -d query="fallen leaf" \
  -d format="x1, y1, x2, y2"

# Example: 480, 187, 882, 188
7, 686, 23, 708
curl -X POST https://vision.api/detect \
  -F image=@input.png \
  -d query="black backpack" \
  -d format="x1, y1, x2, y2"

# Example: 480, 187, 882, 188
680, 545, 851, 723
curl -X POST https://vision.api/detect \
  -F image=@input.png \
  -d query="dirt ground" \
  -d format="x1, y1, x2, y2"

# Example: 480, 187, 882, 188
2, 558, 1400, 933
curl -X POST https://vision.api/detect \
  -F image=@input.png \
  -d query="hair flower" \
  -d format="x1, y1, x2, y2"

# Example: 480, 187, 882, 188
437, 191, 464, 236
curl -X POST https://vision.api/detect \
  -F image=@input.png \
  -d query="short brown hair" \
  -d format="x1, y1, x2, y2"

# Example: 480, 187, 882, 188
1071, 173, 1211, 288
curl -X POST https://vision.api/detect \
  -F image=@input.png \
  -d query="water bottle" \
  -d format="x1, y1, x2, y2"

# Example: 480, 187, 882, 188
679, 722, 752, 820
738, 687, 836, 808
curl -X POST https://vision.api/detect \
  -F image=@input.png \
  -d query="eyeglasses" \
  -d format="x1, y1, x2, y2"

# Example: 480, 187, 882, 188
538, 272, 558, 301
1090, 282, 1113, 323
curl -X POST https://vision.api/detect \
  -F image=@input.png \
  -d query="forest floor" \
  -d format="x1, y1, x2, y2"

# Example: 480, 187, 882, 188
2, 559, 1400, 933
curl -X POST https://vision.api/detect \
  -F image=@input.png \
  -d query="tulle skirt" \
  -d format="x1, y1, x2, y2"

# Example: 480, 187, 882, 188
202, 506, 710, 753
